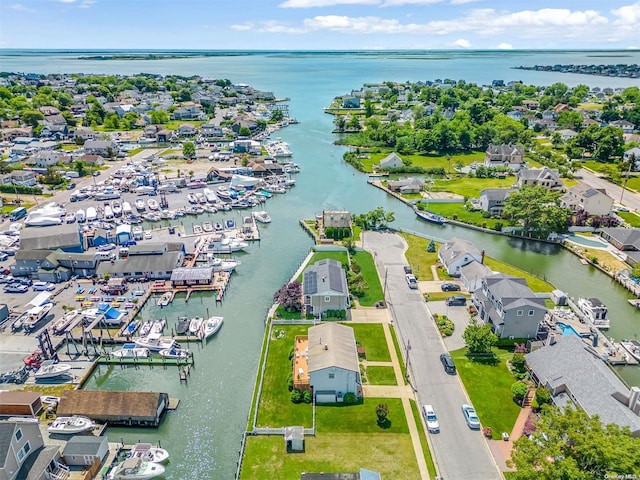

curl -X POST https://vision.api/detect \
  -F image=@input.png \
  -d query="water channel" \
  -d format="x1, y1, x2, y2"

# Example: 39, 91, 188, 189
6, 50, 640, 477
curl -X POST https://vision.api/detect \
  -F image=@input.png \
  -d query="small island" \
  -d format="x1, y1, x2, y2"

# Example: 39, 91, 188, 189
515, 63, 639, 78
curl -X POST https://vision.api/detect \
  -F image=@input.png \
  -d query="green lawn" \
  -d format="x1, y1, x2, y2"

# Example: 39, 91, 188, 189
350, 323, 391, 362
298, 250, 349, 282
450, 347, 521, 439
351, 250, 384, 306
482, 257, 554, 293
389, 326, 408, 385
127, 148, 145, 156
426, 203, 504, 230
617, 211, 640, 227
433, 176, 515, 198
409, 399, 438, 479
367, 150, 486, 172
256, 325, 313, 427
316, 398, 407, 433
366, 366, 397, 385
399, 233, 440, 281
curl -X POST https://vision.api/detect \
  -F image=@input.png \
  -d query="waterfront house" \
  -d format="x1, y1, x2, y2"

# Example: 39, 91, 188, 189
25, 150, 63, 168
7, 170, 37, 187
342, 96, 361, 108
83, 139, 117, 157
62, 435, 109, 467
387, 177, 425, 194
0, 419, 68, 480
438, 237, 484, 277
560, 183, 614, 216
484, 144, 525, 171
176, 123, 198, 137
374, 152, 404, 170
459, 261, 493, 293
156, 129, 173, 143
478, 188, 512, 216
201, 124, 224, 139
57, 390, 169, 427
526, 335, 640, 436
472, 273, 547, 339
307, 322, 362, 403
599, 228, 640, 265
80, 154, 105, 166
303, 259, 349, 318
322, 210, 352, 231
516, 167, 563, 191
73, 126, 95, 142
170, 266, 214, 286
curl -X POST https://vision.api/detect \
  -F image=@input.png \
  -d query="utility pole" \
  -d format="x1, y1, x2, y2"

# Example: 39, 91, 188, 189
620, 154, 635, 205
404, 339, 411, 382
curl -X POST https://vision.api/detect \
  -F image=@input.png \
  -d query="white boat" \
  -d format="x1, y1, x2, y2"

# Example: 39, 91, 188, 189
52, 309, 79, 335
139, 320, 153, 337
112, 201, 123, 217
147, 199, 159, 211
122, 201, 133, 216
47, 416, 95, 435
41, 395, 60, 405
24, 203, 65, 227
620, 340, 640, 362
24, 215, 63, 227
109, 457, 165, 480
34, 360, 72, 379
208, 256, 240, 273
577, 297, 611, 329
203, 188, 218, 203
135, 198, 146, 211
189, 316, 203, 335
111, 344, 150, 359
134, 333, 175, 352
193, 224, 203, 235
156, 292, 172, 307
128, 443, 169, 464
207, 235, 248, 254
187, 193, 198, 204
76, 209, 86, 223
103, 205, 114, 219
23, 302, 53, 331
159, 347, 190, 359
195, 192, 207, 204
230, 174, 261, 189
86, 206, 97, 221
202, 221, 213, 232
252, 211, 271, 224
151, 319, 166, 334
262, 185, 286, 194
202, 316, 224, 339
65, 212, 76, 223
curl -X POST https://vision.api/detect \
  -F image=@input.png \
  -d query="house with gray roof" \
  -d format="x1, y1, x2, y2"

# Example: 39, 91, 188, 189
387, 177, 425, 194
600, 228, 640, 251
308, 322, 362, 403
560, 183, 613, 216
83, 139, 117, 157
484, 144, 525, 171
459, 261, 493, 293
20, 224, 82, 252
170, 266, 213, 286
478, 188, 513, 216
96, 251, 182, 280
526, 335, 640, 436
438, 237, 484, 277
517, 167, 563, 191
62, 435, 108, 466
472, 273, 547, 339
375, 152, 403, 170
303, 259, 349, 318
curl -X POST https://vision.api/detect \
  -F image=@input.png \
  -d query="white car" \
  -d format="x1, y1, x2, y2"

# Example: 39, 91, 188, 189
423, 405, 440, 433
405, 274, 418, 289
32, 281, 55, 291
144, 230, 152, 240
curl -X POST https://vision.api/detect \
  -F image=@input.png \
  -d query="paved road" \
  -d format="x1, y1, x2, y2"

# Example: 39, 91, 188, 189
363, 231, 501, 480
577, 168, 640, 212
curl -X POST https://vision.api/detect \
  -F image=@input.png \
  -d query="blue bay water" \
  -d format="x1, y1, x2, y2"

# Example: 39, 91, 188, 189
3, 50, 640, 478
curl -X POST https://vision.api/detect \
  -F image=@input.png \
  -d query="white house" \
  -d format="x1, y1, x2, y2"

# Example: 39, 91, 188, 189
307, 322, 362, 403
624, 147, 640, 170
376, 152, 403, 170
557, 128, 578, 141
609, 119, 635, 134
560, 183, 614, 216
438, 237, 484, 276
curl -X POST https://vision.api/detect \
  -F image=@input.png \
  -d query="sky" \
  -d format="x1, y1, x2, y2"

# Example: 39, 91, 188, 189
0, 0, 639, 50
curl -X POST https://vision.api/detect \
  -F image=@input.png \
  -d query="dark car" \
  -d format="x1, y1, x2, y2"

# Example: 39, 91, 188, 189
445, 295, 467, 306
440, 353, 456, 374
441, 282, 461, 292
403, 265, 412, 274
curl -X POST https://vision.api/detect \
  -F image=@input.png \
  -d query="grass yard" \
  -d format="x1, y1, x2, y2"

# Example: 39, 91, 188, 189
241, 433, 419, 480
482, 257, 555, 293
351, 250, 384, 306
450, 347, 521, 439
617, 211, 640, 227
576, 246, 628, 272
432, 176, 515, 198
256, 325, 313, 428
366, 366, 397, 385
368, 150, 486, 172
427, 203, 504, 229
409, 399, 438, 479
399, 233, 440, 281
298, 250, 349, 282
425, 291, 459, 302
316, 398, 408, 433
127, 148, 145, 156
275, 305, 302, 320
350, 323, 391, 362
389, 326, 408, 385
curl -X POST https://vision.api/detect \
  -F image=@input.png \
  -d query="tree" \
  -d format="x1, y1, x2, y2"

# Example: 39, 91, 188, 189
364, 98, 375, 117
270, 109, 284, 122
511, 381, 529, 401
20, 109, 44, 127
376, 403, 389, 425
149, 110, 169, 124
462, 319, 498, 354
238, 126, 251, 137
427, 240, 436, 252
508, 405, 640, 479
273, 280, 302, 312
334, 116, 346, 132
502, 186, 571, 239
352, 207, 394, 230
182, 141, 195, 159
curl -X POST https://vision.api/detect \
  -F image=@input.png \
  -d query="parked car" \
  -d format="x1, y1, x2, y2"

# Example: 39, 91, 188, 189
0, 274, 14, 284
144, 230, 152, 240
405, 274, 418, 289
422, 405, 440, 433
440, 353, 456, 374
462, 404, 481, 429
98, 243, 116, 251
445, 295, 467, 306
403, 265, 412, 274
4, 283, 28, 293
17, 278, 32, 286
32, 281, 55, 292
0, 253, 8, 262
441, 282, 461, 292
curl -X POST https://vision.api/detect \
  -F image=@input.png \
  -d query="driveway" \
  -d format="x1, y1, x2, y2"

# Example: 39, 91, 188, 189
427, 301, 472, 352
363, 230, 501, 480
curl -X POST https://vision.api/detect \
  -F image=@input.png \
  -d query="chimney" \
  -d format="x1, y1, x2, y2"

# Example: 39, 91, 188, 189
324, 344, 328, 351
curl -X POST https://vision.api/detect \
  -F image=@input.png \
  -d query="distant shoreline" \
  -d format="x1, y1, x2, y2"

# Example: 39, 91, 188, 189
515, 63, 639, 79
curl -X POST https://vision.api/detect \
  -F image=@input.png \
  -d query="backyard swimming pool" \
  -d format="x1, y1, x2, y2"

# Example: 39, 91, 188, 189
565, 234, 609, 248
556, 322, 582, 338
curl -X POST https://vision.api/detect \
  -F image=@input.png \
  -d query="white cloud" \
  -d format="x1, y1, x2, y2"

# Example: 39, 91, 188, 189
58, 0, 77, 3
452, 38, 471, 48
496, 42, 513, 49
279, 0, 378, 7
611, 2, 640, 25
380, 0, 443, 6
11, 3, 35, 12
449, 0, 478, 4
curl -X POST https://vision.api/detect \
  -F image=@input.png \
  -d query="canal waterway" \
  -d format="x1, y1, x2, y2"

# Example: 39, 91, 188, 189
4, 50, 640, 478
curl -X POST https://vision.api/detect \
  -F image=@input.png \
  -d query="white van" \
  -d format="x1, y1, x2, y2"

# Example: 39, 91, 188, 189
96, 251, 115, 261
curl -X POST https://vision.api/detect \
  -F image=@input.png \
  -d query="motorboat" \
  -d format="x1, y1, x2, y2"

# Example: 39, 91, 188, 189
230, 174, 261, 189
202, 316, 224, 339
34, 360, 72, 379
159, 347, 190, 359
139, 320, 153, 337
134, 333, 176, 352
156, 292, 172, 307
187, 193, 198, 204
252, 211, 271, 224
128, 443, 169, 464
255, 190, 272, 199
111, 344, 150, 359
135, 198, 146, 211
208, 256, 240, 273
24, 350, 43, 369
176, 316, 189, 335
24, 203, 65, 227
195, 193, 207, 204
122, 201, 133, 216
189, 316, 204, 335
225, 219, 235, 229
65, 212, 76, 223
151, 319, 166, 334
126, 321, 139, 335
147, 199, 159, 211
24, 215, 63, 227
76, 209, 86, 223
577, 297, 611, 329
214, 222, 223, 231
47, 416, 95, 435
41, 395, 60, 405
203, 188, 218, 203
23, 302, 54, 331
193, 224, 203, 235
620, 339, 640, 362
51, 309, 79, 335
108, 457, 165, 480
207, 235, 248, 254
112, 201, 123, 217
262, 185, 286, 194
202, 221, 213, 233
414, 206, 446, 225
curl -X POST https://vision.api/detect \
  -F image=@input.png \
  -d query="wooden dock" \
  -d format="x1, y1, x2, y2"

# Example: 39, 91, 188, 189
98, 354, 194, 366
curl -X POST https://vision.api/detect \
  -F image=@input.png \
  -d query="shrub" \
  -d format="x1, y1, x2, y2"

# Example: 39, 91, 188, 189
511, 381, 528, 401
288, 346, 295, 361
376, 403, 389, 424
534, 386, 552, 406
343, 392, 356, 405
290, 389, 303, 404
510, 353, 527, 374
302, 390, 312, 404
286, 373, 293, 392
